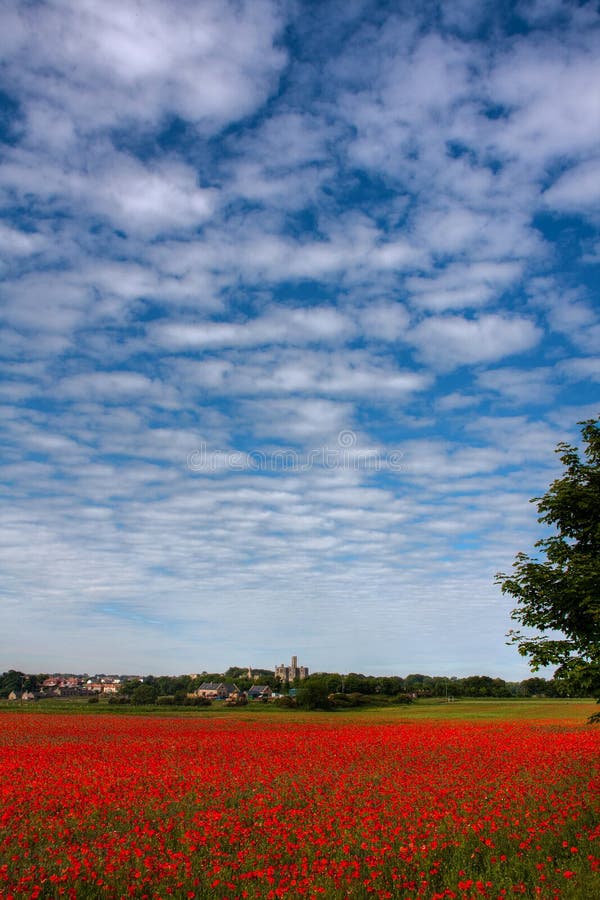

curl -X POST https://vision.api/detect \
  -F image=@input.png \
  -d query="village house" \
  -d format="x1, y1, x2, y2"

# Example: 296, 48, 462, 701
85, 677, 121, 694
40, 676, 88, 696
225, 687, 248, 705
8, 690, 35, 701
193, 682, 240, 700
247, 685, 272, 701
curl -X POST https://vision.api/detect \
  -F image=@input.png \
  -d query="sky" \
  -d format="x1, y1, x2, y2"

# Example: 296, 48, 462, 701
1, 0, 599, 679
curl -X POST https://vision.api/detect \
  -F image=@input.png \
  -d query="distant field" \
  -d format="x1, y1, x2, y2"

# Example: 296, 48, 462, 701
354, 697, 599, 723
0, 695, 597, 723
0, 708, 598, 898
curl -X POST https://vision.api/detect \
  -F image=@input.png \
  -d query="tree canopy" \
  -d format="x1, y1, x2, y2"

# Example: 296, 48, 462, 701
496, 417, 600, 718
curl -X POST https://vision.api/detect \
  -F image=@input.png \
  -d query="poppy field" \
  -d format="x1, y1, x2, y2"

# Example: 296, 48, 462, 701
0, 711, 599, 899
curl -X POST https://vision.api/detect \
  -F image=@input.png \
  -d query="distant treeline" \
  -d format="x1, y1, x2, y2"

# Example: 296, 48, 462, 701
279, 672, 582, 699
0, 668, 587, 701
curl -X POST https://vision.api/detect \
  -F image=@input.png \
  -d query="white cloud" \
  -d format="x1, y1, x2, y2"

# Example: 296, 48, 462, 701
464, 413, 570, 459
338, 29, 476, 172
84, 157, 218, 236
225, 160, 332, 210
245, 112, 336, 168
414, 206, 489, 255
488, 39, 600, 165
543, 159, 600, 216
327, 7, 600, 276
82, 259, 222, 310
527, 280, 600, 352
145, 222, 428, 292
222, 111, 339, 209
241, 397, 354, 444
406, 261, 523, 312
0, 150, 218, 238
557, 357, 600, 383
476, 365, 556, 404
0, 272, 91, 337
435, 391, 481, 412
154, 306, 355, 349
171, 348, 431, 400
56, 371, 179, 406
410, 314, 542, 370
0, 223, 47, 256
0, 0, 286, 140
357, 302, 410, 340
370, 239, 428, 270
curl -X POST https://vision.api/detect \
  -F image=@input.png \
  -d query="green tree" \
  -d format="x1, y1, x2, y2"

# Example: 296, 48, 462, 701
380, 676, 405, 696
25, 674, 46, 692
296, 676, 331, 710
131, 683, 159, 705
119, 678, 142, 696
325, 674, 343, 694
343, 673, 369, 694
496, 417, 600, 718
0, 670, 25, 698
519, 677, 557, 697
404, 674, 433, 695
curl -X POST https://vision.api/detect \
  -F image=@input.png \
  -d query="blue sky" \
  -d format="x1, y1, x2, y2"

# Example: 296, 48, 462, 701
1, 0, 599, 678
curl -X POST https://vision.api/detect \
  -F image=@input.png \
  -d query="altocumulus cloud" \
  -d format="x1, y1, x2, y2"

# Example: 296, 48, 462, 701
0, 0, 599, 678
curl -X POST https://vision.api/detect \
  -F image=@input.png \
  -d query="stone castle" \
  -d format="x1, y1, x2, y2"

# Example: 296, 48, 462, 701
274, 655, 309, 682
